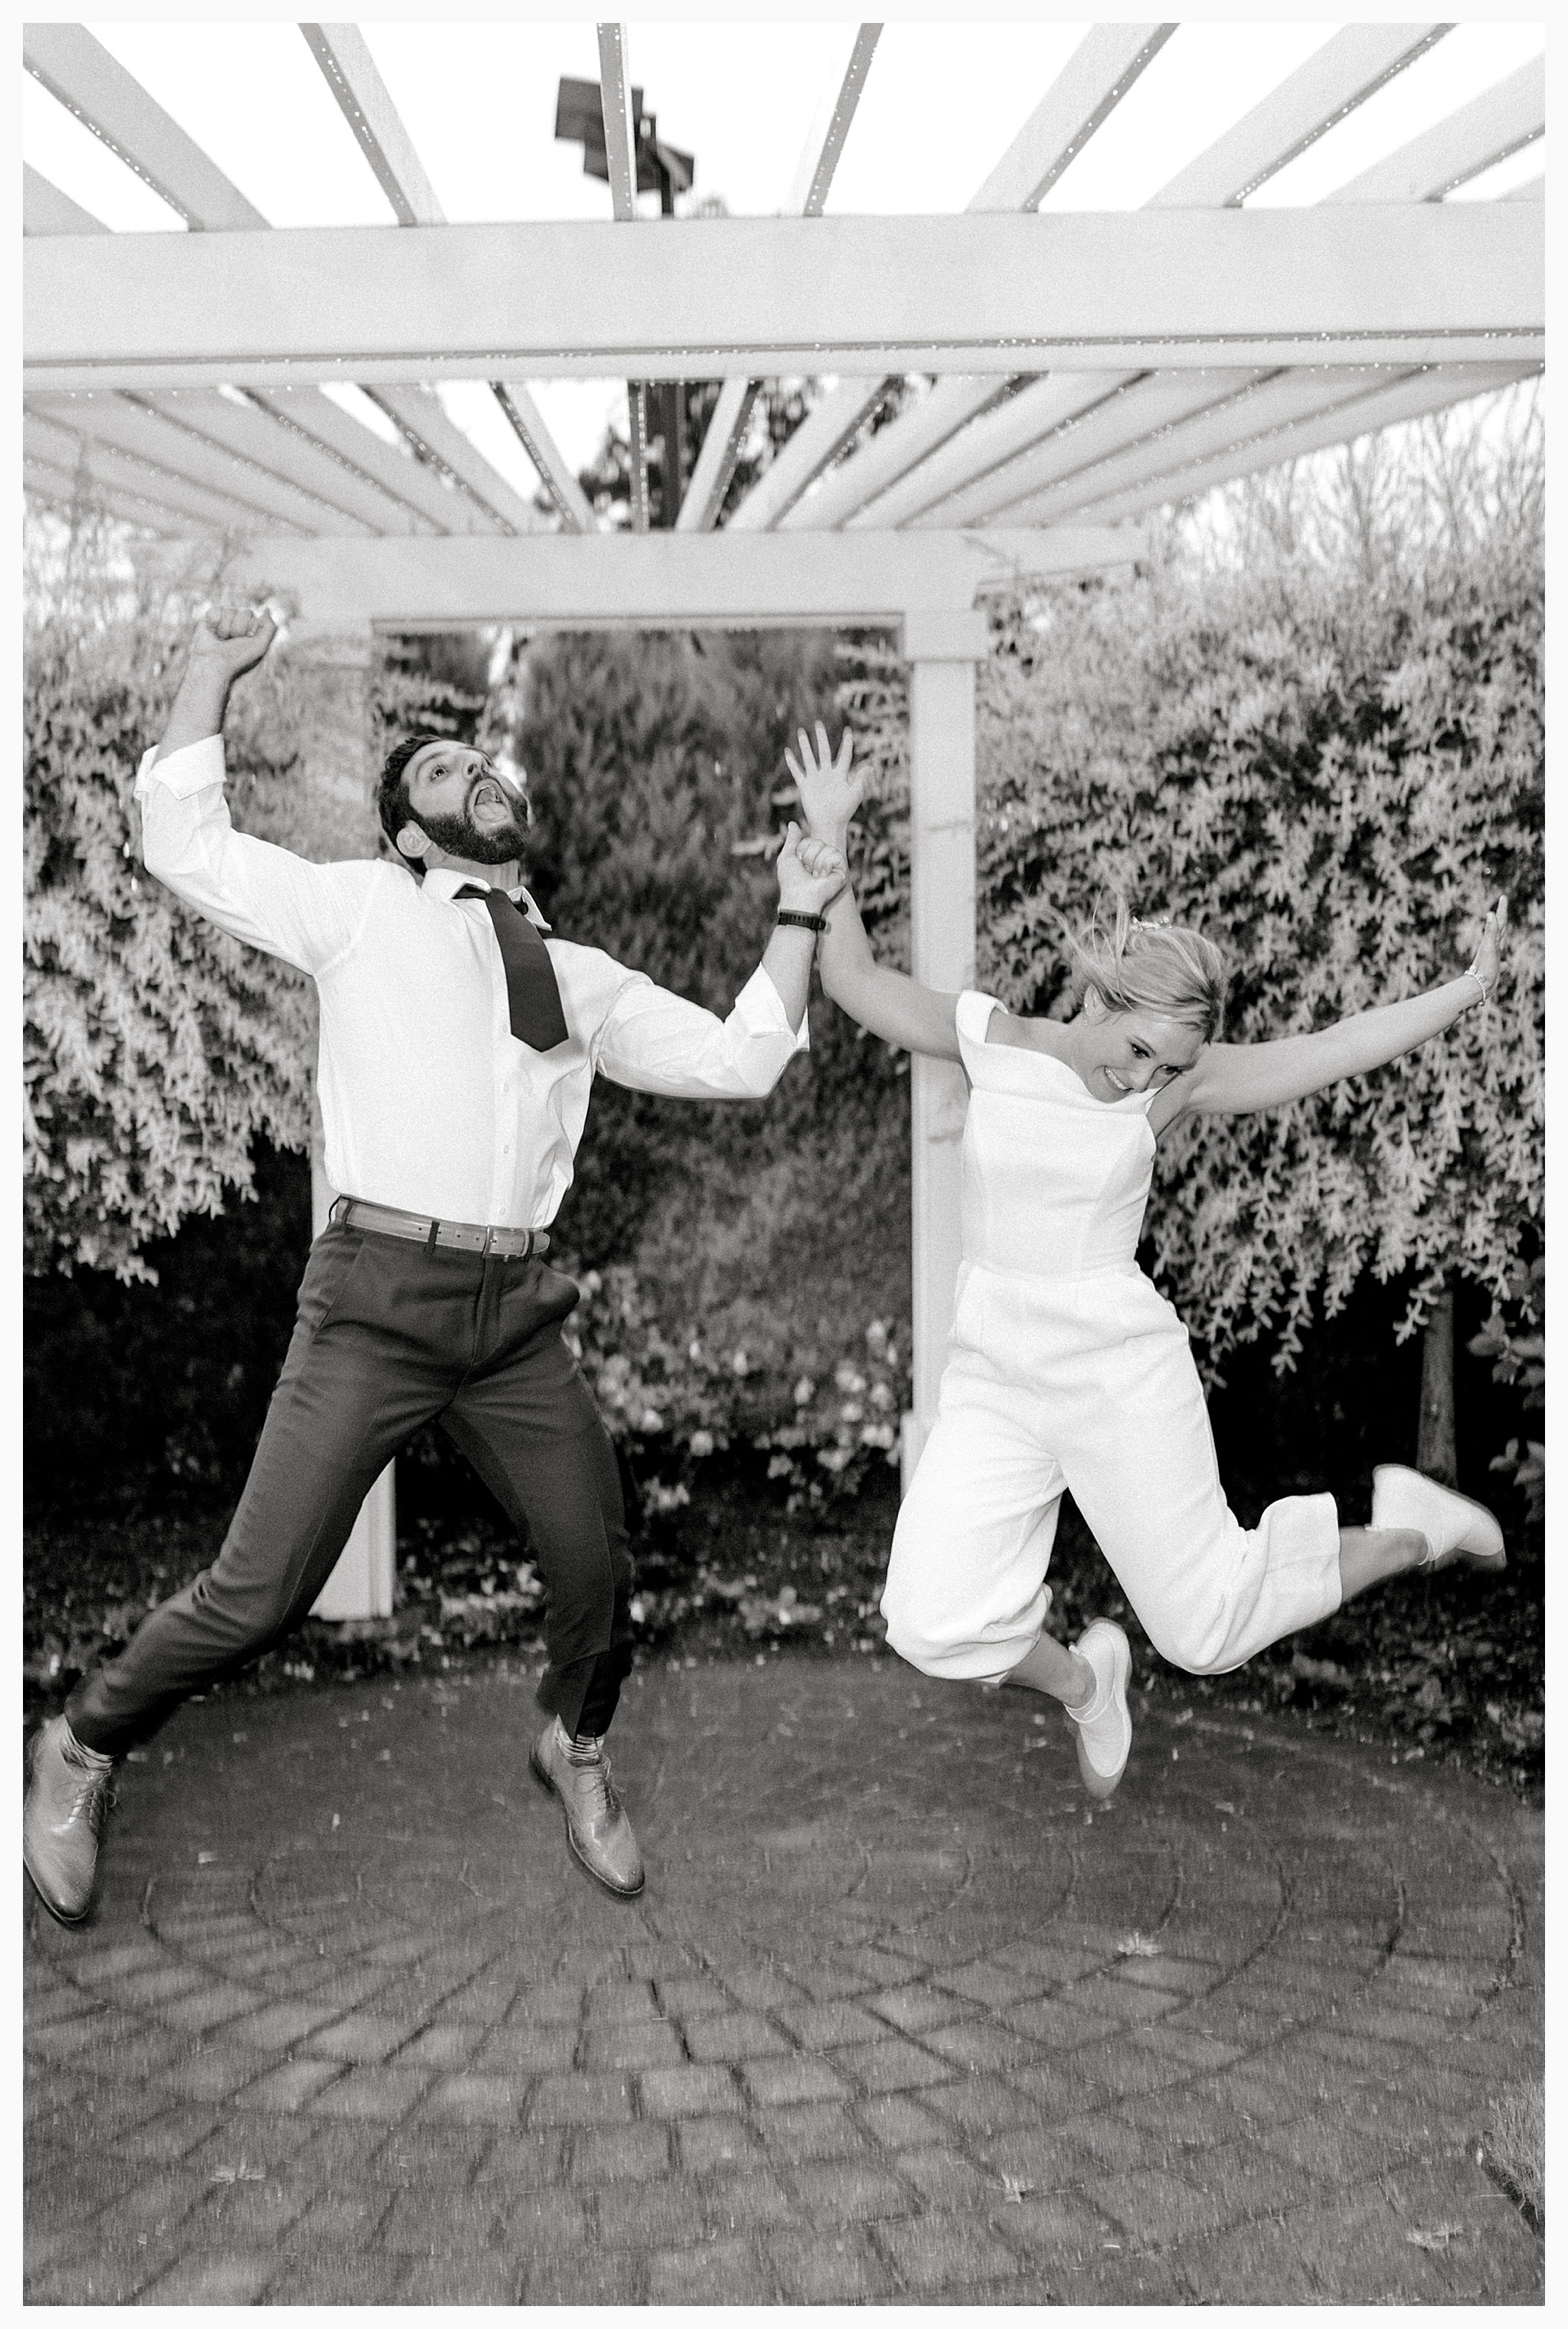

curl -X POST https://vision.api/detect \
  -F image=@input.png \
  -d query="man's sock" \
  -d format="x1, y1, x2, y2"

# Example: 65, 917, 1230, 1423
556, 1717, 603, 1763
60, 1717, 115, 1769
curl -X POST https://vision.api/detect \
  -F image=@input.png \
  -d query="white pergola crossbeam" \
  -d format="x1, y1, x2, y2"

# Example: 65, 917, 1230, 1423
787, 21, 1462, 537
23, 162, 106, 237
678, 378, 760, 536
1071, 362, 1538, 524
365, 387, 544, 534
143, 389, 439, 536
779, 377, 1014, 534
492, 385, 596, 533
227, 526, 1146, 631
26, 207, 1541, 393
917, 371, 1264, 529
300, 22, 447, 227
596, 23, 649, 531
596, 24, 639, 222
1151, 24, 1449, 207
681, 24, 881, 534
301, 22, 587, 534
23, 23, 268, 231
1328, 55, 1544, 205
25, 452, 199, 536
967, 22, 1175, 211
851, 374, 1132, 531
787, 22, 883, 216
24, 410, 303, 535
987, 365, 1406, 524
722, 376, 887, 534
729, 23, 1174, 535
28, 393, 368, 534
250, 388, 502, 536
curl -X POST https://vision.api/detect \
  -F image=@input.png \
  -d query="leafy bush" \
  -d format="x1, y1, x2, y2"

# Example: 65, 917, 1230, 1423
560, 1261, 907, 1513
23, 524, 321, 1279
1468, 1254, 1545, 1530
840, 406, 1544, 1388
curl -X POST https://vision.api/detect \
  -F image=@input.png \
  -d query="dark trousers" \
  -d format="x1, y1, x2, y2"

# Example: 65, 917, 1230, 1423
67, 1225, 633, 1756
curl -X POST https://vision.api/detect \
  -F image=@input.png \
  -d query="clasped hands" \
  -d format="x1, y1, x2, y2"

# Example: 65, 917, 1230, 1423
770, 721, 864, 920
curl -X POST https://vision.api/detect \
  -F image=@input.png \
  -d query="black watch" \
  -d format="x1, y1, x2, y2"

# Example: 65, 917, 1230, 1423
776, 910, 828, 936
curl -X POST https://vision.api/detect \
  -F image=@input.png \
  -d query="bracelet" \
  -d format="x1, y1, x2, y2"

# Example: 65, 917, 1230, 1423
777, 910, 828, 936
1465, 966, 1493, 1006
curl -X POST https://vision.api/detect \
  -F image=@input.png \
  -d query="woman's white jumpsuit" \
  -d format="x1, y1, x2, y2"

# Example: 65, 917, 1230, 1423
881, 992, 1343, 1681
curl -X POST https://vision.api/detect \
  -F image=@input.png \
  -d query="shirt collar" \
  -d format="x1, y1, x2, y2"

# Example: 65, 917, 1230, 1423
423, 864, 551, 932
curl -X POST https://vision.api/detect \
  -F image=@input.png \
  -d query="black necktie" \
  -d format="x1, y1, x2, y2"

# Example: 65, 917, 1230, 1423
456, 886, 570, 1051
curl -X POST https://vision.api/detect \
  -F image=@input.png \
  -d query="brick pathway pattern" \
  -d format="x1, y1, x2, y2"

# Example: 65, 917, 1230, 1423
24, 1658, 1543, 2304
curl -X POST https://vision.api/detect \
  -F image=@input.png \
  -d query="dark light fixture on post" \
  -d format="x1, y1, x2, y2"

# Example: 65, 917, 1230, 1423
555, 75, 694, 526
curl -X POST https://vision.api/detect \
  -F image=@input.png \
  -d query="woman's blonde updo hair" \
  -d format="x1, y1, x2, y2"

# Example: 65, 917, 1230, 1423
1060, 893, 1228, 1044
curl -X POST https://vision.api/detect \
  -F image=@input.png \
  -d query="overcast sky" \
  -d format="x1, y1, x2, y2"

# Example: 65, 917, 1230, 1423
24, 15, 1546, 491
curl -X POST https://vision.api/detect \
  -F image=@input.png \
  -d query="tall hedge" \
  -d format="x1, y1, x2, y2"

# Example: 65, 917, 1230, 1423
842, 410, 1544, 1379
23, 531, 319, 1280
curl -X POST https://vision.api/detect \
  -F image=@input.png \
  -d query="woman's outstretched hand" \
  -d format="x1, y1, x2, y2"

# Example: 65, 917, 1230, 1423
1465, 894, 1508, 1004
776, 822, 848, 916
786, 723, 863, 849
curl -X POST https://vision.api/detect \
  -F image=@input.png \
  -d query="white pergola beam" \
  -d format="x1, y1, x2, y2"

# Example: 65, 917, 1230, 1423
678, 378, 761, 536
729, 22, 1173, 535
23, 22, 267, 230
722, 375, 887, 535
596, 22, 648, 532
801, 21, 1459, 537
25, 207, 1542, 395
1070, 363, 1538, 525
967, 22, 1175, 211
301, 21, 586, 534
24, 412, 302, 535
786, 23, 883, 216
27, 394, 363, 534
988, 365, 1405, 524
1151, 24, 1449, 207
778, 377, 1014, 534
139, 389, 437, 536
227, 527, 1146, 631
681, 24, 881, 534
300, 23, 447, 227
23, 162, 106, 236
596, 24, 639, 221
850, 375, 1131, 531
916, 371, 1265, 529
1327, 55, 1544, 205
250, 387, 502, 536
492, 385, 596, 533
365, 387, 545, 534
25, 452, 199, 536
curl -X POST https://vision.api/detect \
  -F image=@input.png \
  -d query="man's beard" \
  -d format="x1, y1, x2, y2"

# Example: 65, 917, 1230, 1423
416, 803, 528, 866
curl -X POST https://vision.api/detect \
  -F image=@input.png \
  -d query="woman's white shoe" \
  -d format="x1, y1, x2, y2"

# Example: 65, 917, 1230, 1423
1065, 1619, 1132, 1800
1371, 1464, 1506, 1573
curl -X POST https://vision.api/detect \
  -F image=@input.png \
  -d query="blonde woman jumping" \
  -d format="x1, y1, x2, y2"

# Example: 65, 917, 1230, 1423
789, 725, 1508, 1801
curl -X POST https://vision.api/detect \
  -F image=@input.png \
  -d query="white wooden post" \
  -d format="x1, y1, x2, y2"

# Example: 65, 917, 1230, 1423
900, 608, 988, 1488
279, 621, 397, 1624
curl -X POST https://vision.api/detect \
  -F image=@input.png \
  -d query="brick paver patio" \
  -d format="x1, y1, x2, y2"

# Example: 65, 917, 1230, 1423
24, 1655, 1543, 2303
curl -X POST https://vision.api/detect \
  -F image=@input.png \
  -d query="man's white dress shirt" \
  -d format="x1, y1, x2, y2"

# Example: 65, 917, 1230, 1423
136, 737, 808, 1230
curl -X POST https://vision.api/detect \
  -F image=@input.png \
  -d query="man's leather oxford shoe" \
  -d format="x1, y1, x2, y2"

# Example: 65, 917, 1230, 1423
24, 1716, 116, 1925
529, 1719, 645, 1899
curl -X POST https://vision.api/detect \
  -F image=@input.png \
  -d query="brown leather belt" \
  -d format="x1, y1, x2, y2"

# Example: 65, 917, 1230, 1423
330, 1196, 550, 1259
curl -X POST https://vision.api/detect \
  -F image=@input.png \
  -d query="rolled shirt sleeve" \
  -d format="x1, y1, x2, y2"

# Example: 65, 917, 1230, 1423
593, 962, 809, 1099
136, 736, 366, 975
